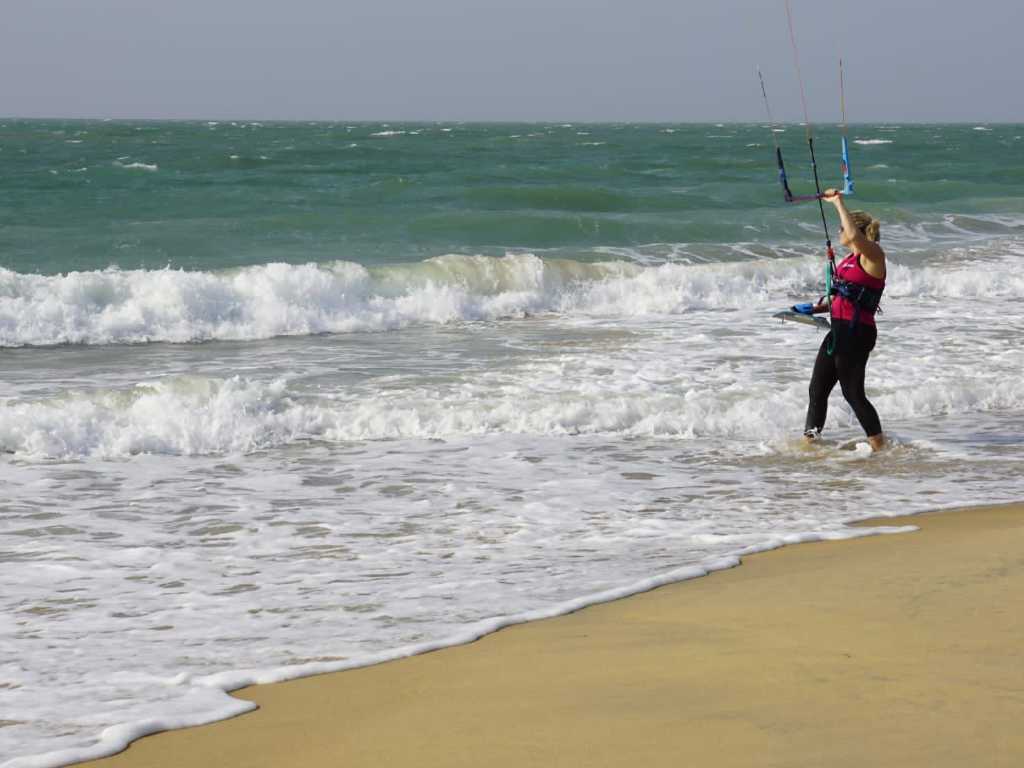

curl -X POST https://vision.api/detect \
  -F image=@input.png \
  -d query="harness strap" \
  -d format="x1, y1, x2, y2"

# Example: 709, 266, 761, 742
830, 279, 884, 332
831, 279, 883, 314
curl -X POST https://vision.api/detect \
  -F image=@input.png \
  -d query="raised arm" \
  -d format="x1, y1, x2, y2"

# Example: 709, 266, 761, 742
822, 189, 885, 274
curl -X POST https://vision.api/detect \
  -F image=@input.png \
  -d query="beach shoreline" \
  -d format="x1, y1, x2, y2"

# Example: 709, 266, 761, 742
75, 501, 1024, 768
5, 119, 1022, 768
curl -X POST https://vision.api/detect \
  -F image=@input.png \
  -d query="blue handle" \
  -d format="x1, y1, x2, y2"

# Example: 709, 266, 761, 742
841, 135, 854, 196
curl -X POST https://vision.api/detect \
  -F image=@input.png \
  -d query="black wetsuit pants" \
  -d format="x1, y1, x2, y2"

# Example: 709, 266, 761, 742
804, 321, 882, 437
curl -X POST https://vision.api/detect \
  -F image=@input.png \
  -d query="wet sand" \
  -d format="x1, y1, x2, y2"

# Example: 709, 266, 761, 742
83, 503, 1024, 768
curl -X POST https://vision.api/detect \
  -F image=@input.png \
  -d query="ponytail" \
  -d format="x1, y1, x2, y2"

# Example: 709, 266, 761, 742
850, 211, 881, 242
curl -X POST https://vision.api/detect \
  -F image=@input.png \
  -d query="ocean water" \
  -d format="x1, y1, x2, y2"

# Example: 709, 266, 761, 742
2, 120, 1023, 766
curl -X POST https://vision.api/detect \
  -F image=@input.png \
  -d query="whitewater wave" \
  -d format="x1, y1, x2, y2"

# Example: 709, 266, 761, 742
0, 255, 799, 347
1, 251, 1021, 348
886, 257, 1024, 298
0, 377, 307, 457
113, 161, 159, 171
3, 360, 1022, 459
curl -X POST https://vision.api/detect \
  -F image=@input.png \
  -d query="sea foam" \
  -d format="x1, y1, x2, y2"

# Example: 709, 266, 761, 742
0, 255, 784, 347
113, 161, 159, 171
1, 251, 1022, 349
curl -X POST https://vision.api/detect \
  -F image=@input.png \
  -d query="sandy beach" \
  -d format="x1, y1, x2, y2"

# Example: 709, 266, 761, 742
81, 503, 1024, 768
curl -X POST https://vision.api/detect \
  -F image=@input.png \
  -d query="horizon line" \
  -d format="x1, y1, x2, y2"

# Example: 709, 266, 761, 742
3, 116, 1021, 126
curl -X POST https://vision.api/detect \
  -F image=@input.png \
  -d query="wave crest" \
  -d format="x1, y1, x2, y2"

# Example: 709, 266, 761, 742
4, 361, 1023, 459
1, 250, 1019, 347
0, 254, 794, 347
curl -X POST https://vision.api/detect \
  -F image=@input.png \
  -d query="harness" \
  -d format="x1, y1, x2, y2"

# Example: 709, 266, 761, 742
832, 278, 883, 314
830, 275, 883, 329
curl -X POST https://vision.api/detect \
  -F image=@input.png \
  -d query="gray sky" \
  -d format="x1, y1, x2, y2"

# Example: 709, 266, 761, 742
3, 0, 1020, 121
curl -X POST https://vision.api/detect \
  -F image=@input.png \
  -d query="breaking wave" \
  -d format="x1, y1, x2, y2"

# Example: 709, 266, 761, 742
3, 361, 1022, 459
2, 250, 1021, 348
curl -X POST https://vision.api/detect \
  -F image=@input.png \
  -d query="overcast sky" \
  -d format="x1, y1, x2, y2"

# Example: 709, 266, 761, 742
2, 0, 1020, 122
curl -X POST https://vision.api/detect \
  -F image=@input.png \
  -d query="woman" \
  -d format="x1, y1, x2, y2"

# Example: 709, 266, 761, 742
800, 189, 886, 451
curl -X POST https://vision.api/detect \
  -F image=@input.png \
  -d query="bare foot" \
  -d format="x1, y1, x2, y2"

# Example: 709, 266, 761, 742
867, 433, 886, 452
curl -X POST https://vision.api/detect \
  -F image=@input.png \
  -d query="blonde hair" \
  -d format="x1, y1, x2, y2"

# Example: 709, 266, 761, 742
848, 210, 881, 242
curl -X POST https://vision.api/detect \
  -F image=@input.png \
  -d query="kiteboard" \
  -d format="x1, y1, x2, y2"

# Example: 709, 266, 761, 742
770, 309, 827, 331
772, 309, 830, 331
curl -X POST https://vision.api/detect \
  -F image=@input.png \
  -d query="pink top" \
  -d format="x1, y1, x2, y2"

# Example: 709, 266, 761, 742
830, 253, 885, 326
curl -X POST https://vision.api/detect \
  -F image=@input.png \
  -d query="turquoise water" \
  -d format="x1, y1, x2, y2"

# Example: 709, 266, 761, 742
2, 121, 1024, 768
3, 121, 1021, 276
